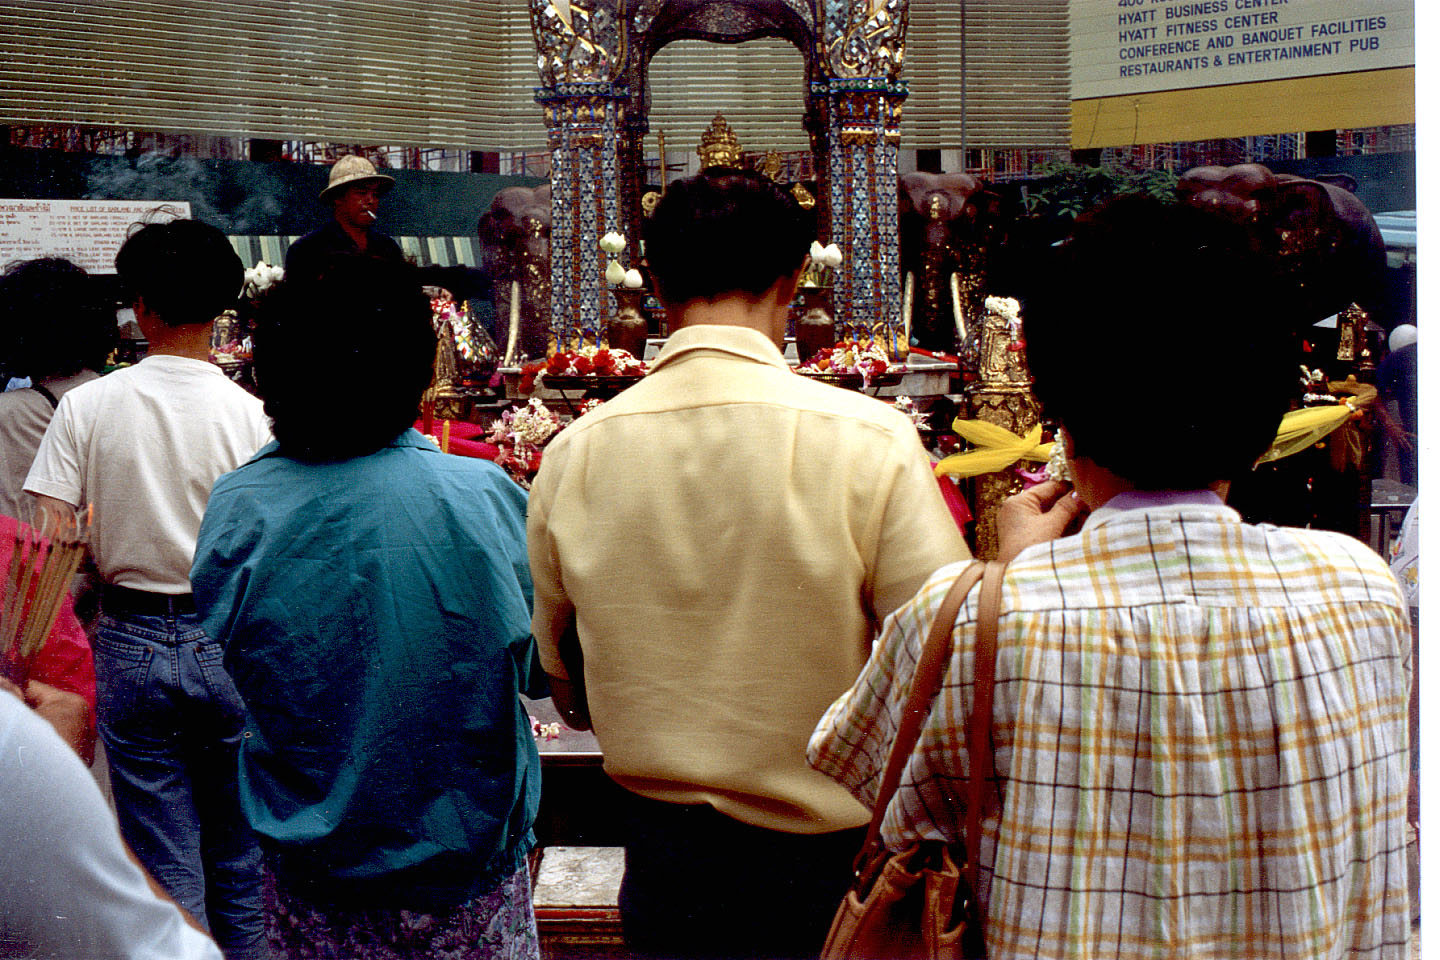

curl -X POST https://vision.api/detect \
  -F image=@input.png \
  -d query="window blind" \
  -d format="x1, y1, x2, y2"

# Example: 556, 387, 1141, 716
905, 1, 1070, 149
645, 38, 812, 154
0, 1, 1069, 152
0, 0, 547, 150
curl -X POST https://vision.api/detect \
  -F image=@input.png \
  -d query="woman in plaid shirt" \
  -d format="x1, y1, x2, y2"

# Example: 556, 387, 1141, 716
810, 196, 1413, 959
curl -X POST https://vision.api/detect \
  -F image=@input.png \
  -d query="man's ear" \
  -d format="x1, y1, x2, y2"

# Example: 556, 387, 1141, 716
775, 262, 806, 305
131, 295, 154, 326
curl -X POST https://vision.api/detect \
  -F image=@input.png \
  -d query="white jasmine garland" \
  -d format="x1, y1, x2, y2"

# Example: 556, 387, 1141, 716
984, 296, 1020, 322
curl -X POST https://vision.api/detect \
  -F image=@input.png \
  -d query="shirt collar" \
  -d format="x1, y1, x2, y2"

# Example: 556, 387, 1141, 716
137, 354, 228, 376
1082, 488, 1236, 531
391, 427, 439, 451
246, 427, 436, 466
319, 219, 376, 247
646, 325, 789, 375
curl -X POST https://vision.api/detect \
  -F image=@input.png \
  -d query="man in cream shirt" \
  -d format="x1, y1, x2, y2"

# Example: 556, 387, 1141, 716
527, 169, 969, 959
25, 219, 271, 959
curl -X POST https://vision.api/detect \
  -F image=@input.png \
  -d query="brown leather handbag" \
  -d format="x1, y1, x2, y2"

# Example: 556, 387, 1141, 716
821, 560, 1006, 960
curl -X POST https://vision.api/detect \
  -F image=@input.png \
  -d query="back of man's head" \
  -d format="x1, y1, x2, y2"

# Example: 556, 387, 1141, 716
115, 219, 242, 327
643, 168, 809, 306
0, 257, 117, 379
252, 257, 435, 462
1025, 194, 1298, 491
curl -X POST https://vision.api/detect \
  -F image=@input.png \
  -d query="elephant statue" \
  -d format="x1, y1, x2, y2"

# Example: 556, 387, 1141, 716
476, 184, 552, 364
897, 171, 1003, 354
1177, 163, 1385, 329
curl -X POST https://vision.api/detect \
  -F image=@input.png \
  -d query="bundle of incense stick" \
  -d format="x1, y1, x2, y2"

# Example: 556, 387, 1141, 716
0, 506, 91, 684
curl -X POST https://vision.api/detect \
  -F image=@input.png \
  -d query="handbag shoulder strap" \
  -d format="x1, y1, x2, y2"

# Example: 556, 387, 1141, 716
962, 560, 1006, 894
31, 382, 58, 409
859, 560, 986, 856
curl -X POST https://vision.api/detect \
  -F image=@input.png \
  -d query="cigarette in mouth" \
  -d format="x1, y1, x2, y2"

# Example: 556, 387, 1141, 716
365, 211, 377, 221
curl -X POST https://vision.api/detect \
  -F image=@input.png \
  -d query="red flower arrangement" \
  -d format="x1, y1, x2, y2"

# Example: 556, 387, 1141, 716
518, 346, 647, 395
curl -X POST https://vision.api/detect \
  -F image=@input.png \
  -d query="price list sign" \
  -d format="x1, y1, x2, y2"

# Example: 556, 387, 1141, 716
0, 199, 193, 275
1072, 0, 1414, 100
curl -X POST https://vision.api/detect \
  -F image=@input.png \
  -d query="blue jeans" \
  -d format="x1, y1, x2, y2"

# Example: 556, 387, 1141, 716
94, 607, 268, 960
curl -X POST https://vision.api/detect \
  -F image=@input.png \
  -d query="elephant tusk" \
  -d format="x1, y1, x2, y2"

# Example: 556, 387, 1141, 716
951, 273, 966, 343
902, 272, 914, 351
503, 279, 521, 368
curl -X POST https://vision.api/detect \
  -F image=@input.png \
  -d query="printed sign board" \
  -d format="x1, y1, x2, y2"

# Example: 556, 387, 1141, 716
0, 199, 193, 274
1072, 0, 1414, 100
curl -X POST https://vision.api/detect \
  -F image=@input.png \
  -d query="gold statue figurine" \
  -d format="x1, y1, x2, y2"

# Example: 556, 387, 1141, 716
697, 114, 742, 170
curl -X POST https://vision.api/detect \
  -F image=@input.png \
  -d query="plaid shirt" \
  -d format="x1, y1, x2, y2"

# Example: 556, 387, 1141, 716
809, 494, 1412, 959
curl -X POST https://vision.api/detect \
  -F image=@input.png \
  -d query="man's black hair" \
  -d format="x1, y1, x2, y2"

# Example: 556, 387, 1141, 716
252, 256, 435, 462
643, 167, 810, 306
1024, 194, 1297, 491
0, 257, 117, 379
114, 219, 243, 327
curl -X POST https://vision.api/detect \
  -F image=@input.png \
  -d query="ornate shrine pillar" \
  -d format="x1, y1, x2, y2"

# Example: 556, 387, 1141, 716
815, 78, 907, 347
537, 82, 628, 350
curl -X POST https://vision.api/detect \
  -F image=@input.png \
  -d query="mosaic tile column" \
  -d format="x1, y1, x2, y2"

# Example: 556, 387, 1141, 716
537, 82, 627, 350
816, 77, 906, 350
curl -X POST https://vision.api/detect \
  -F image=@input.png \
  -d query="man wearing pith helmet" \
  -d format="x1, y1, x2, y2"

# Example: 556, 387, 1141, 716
284, 154, 404, 283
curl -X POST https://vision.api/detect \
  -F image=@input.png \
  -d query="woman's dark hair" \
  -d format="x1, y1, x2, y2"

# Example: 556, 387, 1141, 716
252, 257, 436, 461
114, 218, 243, 327
1024, 194, 1297, 491
643, 167, 809, 306
0, 257, 117, 379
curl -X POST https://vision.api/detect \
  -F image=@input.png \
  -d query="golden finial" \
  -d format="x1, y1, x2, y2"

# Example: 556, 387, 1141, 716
697, 113, 742, 170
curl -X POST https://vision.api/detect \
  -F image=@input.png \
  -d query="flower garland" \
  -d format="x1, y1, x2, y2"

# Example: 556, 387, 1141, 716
484, 398, 565, 488
796, 338, 891, 387
433, 296, 482, 363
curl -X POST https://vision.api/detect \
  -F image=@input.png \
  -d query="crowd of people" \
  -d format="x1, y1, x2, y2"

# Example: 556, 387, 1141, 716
0, 166, 1416, 960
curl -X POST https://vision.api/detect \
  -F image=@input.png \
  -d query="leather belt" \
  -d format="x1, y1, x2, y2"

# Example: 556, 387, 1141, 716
101, 584, 196, 616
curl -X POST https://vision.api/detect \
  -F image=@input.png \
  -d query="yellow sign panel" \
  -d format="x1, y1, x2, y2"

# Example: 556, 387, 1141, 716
1071, 66, 1414, 148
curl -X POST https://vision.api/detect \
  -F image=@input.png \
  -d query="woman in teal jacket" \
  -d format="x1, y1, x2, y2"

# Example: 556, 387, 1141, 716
192, 258, 545, 960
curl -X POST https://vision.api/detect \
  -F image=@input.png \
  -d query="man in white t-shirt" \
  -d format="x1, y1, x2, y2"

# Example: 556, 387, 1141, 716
25, 219, 271, 959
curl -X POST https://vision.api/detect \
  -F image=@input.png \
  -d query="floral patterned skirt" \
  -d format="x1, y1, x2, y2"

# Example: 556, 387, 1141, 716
263, 861, 540, 960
